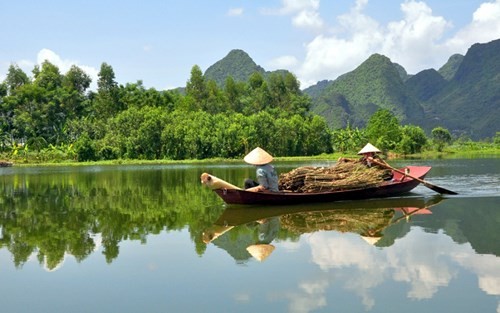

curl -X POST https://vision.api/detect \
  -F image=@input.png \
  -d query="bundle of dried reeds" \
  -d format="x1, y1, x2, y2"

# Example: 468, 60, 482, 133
278, 159, 391, 193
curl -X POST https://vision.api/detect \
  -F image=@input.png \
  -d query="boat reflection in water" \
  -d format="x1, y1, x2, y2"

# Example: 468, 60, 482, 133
202, 196, 444, 263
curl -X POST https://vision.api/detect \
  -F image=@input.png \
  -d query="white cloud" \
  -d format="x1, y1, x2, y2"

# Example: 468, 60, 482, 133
446, 0, 500, 52
292, 8, 324, 29
290, 0, 500, 88
262, 0, 324, 30
380, 1, 452, 73
274, 0, 321, 15
227, 7, 244, 16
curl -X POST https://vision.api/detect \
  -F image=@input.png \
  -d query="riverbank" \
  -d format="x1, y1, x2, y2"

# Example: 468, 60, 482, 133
2, 146, 499, 167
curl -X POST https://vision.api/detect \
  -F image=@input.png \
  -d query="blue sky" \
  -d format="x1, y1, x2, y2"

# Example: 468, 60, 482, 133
1, 0, 499, 90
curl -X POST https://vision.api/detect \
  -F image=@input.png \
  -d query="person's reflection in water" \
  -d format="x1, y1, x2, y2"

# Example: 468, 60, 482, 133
204, 216, 280, 263
246, 217, 280, 262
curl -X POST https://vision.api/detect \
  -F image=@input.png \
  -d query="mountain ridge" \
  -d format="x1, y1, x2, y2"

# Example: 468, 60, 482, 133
200, 39, 500, 140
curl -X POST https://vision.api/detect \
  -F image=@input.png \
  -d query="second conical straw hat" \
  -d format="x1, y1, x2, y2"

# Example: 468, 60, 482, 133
357, 143, 381, 155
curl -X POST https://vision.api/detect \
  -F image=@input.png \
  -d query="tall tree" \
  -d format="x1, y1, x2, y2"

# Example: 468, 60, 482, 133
63, 65, 91, 94
432, 127, 452, 152
4, 64, 30, 95
365, 109, 402, 151
185, 65, 207, 107
33, 60, 62, 90
94, 62, 121, 118
398, 124, 428, 154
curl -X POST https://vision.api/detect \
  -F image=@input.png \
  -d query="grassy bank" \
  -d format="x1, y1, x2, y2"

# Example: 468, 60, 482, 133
2, 145, 499, 167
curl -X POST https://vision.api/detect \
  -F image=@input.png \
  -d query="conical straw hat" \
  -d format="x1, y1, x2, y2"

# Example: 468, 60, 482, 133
246, 244, 275, 262
244, 147, 273, 165
361, 236, 382, 245
357, 143, 381, 155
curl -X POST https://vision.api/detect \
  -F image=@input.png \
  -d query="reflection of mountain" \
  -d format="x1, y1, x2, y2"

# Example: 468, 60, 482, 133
417, 197, 500, 256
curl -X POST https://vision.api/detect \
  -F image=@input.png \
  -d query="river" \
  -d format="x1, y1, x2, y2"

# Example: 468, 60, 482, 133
0, 157, 499, 313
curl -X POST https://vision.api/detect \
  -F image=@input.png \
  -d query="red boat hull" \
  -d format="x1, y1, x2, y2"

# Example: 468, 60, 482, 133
213, 166, 431, 205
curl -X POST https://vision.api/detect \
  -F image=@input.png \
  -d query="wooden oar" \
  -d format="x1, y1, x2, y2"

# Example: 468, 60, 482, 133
371, 159, 458, 195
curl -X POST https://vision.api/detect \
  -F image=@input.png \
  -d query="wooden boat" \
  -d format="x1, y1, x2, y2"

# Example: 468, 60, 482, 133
201, 166, 431, 205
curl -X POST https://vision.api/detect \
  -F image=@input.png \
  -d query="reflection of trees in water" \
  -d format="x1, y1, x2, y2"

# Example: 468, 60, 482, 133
2, 168, 498, 270
0, 168, 223, 269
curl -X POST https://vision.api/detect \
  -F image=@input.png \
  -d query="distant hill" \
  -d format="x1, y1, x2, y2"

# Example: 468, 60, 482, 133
200, 39, 500, 140
438, 54, 464, 81
204, 49, 266, 86
308, 53, 424, 129
204, 49, 295, 87
305, 39, 499, 139
405, 69, 447, 102
421, 39, 500, 139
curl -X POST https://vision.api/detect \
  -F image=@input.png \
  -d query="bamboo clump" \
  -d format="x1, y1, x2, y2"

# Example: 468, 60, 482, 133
278, 158, 391, 193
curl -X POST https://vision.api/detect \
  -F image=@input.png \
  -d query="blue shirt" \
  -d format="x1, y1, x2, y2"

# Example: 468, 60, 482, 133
255, 164, 279, 192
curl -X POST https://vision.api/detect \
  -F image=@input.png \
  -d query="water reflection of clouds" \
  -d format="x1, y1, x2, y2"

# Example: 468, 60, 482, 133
275, 279, 329, 313
295, 228, 500, 310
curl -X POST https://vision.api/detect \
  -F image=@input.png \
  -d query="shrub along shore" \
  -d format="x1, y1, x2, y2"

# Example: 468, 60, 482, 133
2, 143, 499, 167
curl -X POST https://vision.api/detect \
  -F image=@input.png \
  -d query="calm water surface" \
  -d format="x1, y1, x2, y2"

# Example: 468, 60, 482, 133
0, 158, 499, 313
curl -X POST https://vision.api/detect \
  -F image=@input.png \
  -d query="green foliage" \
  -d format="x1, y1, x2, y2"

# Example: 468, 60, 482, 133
331, 125, 366, 153
63, 65, 91, 93
405, 69, 447, 102
432, 127, 452, 152
421, 40, 500, 140
494, 132, 500, 145
204, 49, 266, 87
365, 109, 402, 151
438, 54, 464, 81
34, 60, 63, 90
307, 40, 498, 140
5, 64, 30, 94
309, 53, 424, 131
397, 125, 428, 154
2, 48, 496, 163
94, 62, 121, 118
74, 133, 97, 161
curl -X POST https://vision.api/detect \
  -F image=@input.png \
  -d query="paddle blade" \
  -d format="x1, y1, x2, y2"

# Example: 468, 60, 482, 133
423, 182, 458, 195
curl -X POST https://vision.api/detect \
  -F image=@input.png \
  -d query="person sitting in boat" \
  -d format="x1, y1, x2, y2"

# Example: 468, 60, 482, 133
358, 143, 384, 167
244, 147, 279, 192
358, 143, 393, 180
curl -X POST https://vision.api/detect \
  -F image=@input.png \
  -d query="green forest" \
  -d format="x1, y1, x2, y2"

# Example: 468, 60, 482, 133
0, 60, 498, 163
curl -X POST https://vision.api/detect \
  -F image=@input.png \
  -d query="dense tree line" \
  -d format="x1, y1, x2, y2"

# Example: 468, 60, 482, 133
1, 60, 470, 162
0, 61, 333, 161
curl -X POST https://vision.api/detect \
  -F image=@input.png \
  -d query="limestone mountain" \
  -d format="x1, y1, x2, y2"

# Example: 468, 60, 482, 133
421, 39, 500, 139
204, 49, 265, 87
405, 69, 447, 102
307, 54, 424, 129
438, 54, 464, 81
201, 39, 499, 140
305, 39, 499, 139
